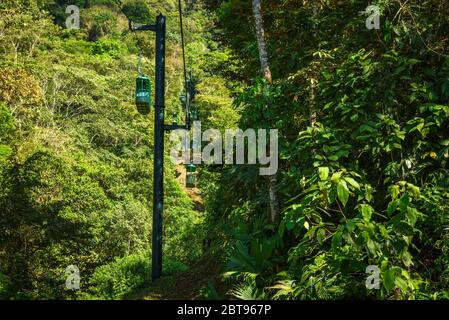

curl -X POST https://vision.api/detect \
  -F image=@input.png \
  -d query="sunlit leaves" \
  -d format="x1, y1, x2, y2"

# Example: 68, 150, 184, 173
360, 204, 373, 222
337, 181, 349, 207
318, 167, 329, 180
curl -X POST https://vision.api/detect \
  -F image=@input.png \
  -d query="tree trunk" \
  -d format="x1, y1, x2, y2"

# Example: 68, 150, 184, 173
251, 0, 280, 224
310, 0, 318, 128
252, 0, 272, 85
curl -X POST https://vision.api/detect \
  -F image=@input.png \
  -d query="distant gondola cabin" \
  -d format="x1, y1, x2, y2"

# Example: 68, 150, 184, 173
136, 75, 151, 114
190, 107, 199, 121
186, 164, 197, 188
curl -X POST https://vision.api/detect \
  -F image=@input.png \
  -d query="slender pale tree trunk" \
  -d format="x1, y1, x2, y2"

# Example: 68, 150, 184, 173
252, 0, 280, 224
310, 0, 318, 128
252, 0, 272, 85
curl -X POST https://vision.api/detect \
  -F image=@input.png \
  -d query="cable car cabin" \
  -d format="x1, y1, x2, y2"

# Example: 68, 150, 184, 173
186, 164, 197, 188
136, 75, 151, 114
190, 108, 199, 121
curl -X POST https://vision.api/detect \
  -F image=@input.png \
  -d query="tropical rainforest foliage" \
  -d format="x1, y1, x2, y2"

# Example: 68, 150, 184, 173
0, 0, 448, 300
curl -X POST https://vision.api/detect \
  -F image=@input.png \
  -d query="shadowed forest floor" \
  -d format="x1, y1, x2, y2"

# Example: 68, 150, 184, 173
175, 164, 204, 211
130, 166, 222, 300
130, 255, 224, 300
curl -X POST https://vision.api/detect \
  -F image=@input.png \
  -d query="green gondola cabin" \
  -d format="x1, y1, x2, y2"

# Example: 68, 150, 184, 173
190, 107, 199, 121
186, 163, 197, 188
136, 75, 151, 114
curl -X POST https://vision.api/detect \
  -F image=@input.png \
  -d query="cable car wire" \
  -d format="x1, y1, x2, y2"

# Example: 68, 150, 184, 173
178, 0, 188, 104
137, 51, 144, 75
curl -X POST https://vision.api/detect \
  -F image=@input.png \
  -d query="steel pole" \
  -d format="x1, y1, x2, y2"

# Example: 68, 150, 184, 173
152, 14, 166, 282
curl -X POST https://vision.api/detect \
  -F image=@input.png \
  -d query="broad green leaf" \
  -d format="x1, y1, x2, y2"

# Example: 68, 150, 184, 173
407, 184, 420, 198
360, 204, 373, 221
367, 239, 376, 255
378, 225, 389, 238
346, 220, 356, 233
387, 200, 398, 215
383, 269, 396, 293
389, 185, 400, 199
318, 167, 329, 180
331, 230, 343, 250
316, 228, 326, 244
399, 194, 410, 212
344, 177, 360, 189
401, 251, 414, 268
394, 277, 408, 292
406, 207, 418, 226
331, 171, 342, 183
337, 181, 349, 207
408, 58, 421, 65
360, 124, 375, 133
416, 123, 424, 133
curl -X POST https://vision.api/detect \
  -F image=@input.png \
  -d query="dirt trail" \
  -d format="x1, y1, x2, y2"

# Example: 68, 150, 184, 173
132, 165, 222, 300
175, 164, 204, 210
